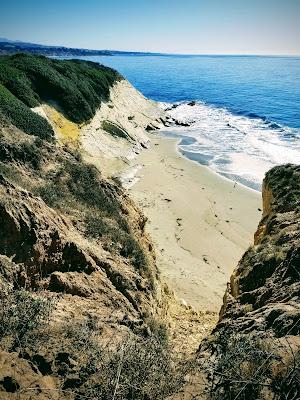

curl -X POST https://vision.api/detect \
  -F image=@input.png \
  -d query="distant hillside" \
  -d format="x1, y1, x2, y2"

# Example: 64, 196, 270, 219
0, 39, 113, 56
0, 38, 165, 57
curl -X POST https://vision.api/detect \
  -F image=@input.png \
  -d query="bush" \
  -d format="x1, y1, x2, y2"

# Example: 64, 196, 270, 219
0, 136, 43, 169
208, 333, 300, 400
78, 335, 186, 400
31, 319, 187, 400
0, 53, 122, 124
37, 158, 149, 273
85, 212, 112, 238
65, 161, 119, 214
102, 120, 128, 138
0, 83, 54, 140
0, 290, 187, 399
0, 162, 22, 184
37, 161, 117, 213
0, 290, 53, 351
0, 63, 40, 108
85, 213, 148, 272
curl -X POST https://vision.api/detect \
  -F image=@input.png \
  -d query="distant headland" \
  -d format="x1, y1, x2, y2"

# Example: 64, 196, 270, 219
0, 37, 167, 57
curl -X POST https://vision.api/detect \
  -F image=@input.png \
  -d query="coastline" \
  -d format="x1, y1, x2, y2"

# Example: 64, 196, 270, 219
125, 135, 261, 311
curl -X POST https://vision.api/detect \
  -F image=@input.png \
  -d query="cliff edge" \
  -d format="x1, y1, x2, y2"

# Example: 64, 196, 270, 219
200, 164, 300, 399
0, 55, 187, 400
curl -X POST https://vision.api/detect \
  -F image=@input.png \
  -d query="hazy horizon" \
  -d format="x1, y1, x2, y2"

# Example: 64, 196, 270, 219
1, 36, 300, 57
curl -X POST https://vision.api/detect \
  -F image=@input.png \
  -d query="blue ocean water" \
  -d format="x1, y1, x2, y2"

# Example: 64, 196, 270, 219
70, 55, 300, 190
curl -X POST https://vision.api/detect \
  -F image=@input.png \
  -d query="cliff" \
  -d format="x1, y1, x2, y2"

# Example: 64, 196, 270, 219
0, 53, 165, 177
34, 79, 165, 175
1, 54, 299, 400
0, 55, 188, 400
200, 164, 300, 399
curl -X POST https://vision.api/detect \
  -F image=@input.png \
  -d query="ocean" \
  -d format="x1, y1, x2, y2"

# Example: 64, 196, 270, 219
68, 55, 300, 191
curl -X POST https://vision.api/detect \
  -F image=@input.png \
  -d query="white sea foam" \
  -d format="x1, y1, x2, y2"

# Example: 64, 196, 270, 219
163, 102, 300, 190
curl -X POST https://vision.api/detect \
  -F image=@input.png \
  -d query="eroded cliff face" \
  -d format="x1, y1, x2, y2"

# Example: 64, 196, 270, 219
0, 118, 175, 399
220, 165, 300, 334
200, 164, 300, 399
33, 79, 166, 176
0, 175, 160, 319
0, 56, 207, 399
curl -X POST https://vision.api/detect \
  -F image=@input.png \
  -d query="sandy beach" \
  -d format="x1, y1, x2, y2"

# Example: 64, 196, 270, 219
125, 136, 261, 312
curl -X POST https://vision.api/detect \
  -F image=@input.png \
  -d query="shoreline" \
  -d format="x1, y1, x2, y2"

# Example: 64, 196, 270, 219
171, 136, 261, 195
125, 135, 261, 311
159, 129, 263, 192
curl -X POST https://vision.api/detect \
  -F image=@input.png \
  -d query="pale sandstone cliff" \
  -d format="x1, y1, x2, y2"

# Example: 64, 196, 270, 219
33, 79, 165, 176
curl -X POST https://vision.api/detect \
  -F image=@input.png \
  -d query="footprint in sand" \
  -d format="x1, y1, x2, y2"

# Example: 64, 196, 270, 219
202, 255, 210, 264
176, 218, 182, 227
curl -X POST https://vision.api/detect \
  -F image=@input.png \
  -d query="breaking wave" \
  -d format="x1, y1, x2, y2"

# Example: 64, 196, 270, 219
161, 101, 300, 191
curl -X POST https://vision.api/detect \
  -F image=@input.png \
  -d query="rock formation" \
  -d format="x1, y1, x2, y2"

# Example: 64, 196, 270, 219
0, 55, 174, 398
200, 164, 300, 399
0, 54, 299, 400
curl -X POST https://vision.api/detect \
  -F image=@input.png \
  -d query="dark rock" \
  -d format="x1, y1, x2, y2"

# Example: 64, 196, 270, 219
165, 104, 179, 111
173, 119, 191, 127
146, 124, 155, 132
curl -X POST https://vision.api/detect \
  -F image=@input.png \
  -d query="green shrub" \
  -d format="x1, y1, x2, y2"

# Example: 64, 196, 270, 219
85, 212, 147, 272
38, 181, 65, 207
0, 83, 54, 140
0, 53, 122, 124
37, 157, 149, 273
0, 162, 22, 184
0, 136, 43, 169
85, 212, 111, 238
119, 234, 148, 271
102, 120, 128, 138
65, 161, 119, 212
0, 63, 40, 107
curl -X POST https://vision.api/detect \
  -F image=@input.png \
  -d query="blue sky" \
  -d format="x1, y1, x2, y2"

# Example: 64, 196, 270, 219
1, 0, 299, 55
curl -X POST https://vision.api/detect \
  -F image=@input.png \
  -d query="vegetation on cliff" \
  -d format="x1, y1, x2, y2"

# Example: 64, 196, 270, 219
0, 84, 54, 140
1, 52, 299, 400
0, 290, 185, 400
201, 164, 300, 399
0, 54, 122, 139
0, 107, 191, 398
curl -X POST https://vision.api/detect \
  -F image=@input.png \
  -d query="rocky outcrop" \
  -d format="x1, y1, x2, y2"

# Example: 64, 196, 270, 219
0, 174, 162, 325
79, 79, 166, 178
0, 117, 169, 398
200, 164, 300, 399
0, 175, 159, 317
217, 164, 300, 335
0, 351, 59, 400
